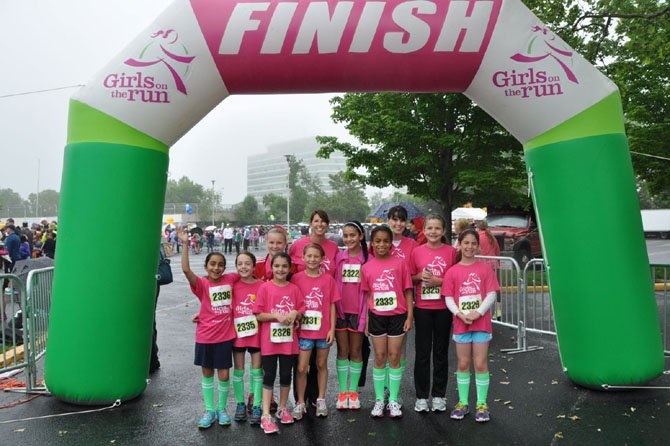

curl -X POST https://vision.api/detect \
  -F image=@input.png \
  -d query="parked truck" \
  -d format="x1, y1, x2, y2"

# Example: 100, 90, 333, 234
641, 209, 670, 239
486, 209, 543, 268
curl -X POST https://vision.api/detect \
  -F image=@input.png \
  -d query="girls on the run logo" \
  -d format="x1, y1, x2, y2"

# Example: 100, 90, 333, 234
491, 25, 578, 99
103, 29, 196, 104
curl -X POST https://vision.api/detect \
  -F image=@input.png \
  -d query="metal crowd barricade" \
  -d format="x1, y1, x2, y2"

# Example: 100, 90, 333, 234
0, 267, 53, 394
650, 264, 670, 355
523, 259, 556, 336
0, 274, 28, 377
475, 255, 537, 354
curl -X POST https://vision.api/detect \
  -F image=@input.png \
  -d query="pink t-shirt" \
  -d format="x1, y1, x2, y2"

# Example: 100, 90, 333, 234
289, 236, 339, 277
232, 280, 262, 348
410, 244, 458, 310
361, 256, 413, 316
441, 261, 500, 335
338, 252, 365, 314
291, 271, 341, 340
253, 281, 305, 355
190, 274, 240, 344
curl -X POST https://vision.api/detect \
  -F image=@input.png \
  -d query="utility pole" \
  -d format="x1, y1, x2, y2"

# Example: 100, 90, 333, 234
284, 155, 291, 229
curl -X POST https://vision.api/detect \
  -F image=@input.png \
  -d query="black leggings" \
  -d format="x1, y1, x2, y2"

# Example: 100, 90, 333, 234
262, 354, 295, 389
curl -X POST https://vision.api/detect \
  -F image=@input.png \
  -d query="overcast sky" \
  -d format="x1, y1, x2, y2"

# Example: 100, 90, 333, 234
0, 0, 357, 205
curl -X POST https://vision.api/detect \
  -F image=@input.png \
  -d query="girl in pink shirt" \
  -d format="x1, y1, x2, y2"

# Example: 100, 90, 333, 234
334, 221, 368, 410
362, 225, 413, 419
178, 228, 238, 429
231, 251, 263, 425
410, 215, 457, 413
291, 243, 341, 420
441, 229, 500, 423
253, 252, 305, 434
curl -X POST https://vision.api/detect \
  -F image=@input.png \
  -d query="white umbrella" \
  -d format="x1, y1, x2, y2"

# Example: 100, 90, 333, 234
205, 225, 217, 231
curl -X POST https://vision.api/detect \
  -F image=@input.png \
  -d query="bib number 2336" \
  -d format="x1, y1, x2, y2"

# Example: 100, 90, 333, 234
209, 284, 232, 307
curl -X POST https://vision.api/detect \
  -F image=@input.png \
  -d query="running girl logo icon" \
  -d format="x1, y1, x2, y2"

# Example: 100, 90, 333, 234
459, 272, 482, 295
275, 296, 295, 314
305, 287, 324, 309
426, 256, 447, 275
372, 269, 395, 291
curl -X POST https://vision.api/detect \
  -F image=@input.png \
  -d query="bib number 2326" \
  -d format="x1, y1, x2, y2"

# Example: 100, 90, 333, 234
270, 322, 293, 343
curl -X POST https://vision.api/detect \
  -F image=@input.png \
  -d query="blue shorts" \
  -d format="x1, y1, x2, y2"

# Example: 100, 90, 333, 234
298, 337, 330, 350
194, 340, 233, 369
453, 331, 492, 344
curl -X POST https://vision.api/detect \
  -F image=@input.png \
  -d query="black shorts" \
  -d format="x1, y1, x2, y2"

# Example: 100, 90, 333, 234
367, 312, 407, 337
336, 313, 362, 332
233, 346, 261, 354
194, 340, 233, 369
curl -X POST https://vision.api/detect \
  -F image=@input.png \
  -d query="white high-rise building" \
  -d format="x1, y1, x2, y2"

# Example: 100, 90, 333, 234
247, 137, 347, 204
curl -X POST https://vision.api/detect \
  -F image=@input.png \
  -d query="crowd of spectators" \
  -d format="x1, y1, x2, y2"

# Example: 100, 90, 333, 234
0, 218, 57, 275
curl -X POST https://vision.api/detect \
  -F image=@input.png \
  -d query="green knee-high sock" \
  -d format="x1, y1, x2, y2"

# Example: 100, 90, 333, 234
389, 367, 402, 402
201, 376, 215, 411
384, 362, 390, 390
349, 361, 363, 393
251, 368, 263, 408
456, 372, 471, 406
336, 359, 349, 393
373, 367, 386, 401
232, 369, 245, 404
475, 373, 490, 405
218, 380, 230, 410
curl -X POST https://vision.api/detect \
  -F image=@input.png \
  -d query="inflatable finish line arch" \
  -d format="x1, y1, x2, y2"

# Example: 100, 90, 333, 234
47, 0, 663, 403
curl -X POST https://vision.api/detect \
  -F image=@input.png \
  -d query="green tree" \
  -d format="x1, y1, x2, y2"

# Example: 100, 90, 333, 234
0, 189, 26, 216
235, 195, 260, 224
262, 193, 287, 223
165, 176, 205, 204
317, 93, 528, 239
306, 172, 369, 222
285, 154, 324, 223
28, 189, 59, 216
198, 189, 222, 226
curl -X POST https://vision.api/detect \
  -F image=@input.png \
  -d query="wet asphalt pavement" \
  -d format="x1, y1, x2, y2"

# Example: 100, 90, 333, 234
1, 249, 669, 445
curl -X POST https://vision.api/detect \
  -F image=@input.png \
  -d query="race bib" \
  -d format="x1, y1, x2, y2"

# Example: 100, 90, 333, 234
234, 315, 258, 338
373, 291, 397, 312
270, 322, 293, 343
342, 264, 361, 283
459, 294, 482, 314
301, 310, 322, 331
209, 284, 232, 307
421, 284, 441, 301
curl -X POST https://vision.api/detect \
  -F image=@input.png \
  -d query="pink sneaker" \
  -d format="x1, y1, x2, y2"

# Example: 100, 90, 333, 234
336, 392, 349, 410
348, 392, 361, 410
261, 415, 278, 434
277, 408, 295, 425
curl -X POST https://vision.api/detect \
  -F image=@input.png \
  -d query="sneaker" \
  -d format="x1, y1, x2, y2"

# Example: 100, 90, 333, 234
388, 401, 402, 418
217, 408, 232, 426
316, 399, 328, 417
371, 400, 385, 418
431, 397, 447, 412
348, 392, 361, 410
261, 415, 279, 434
197, 411, 217, 429
234, 402, 247, 422
277, 407, 295, 424
414, 398, 429, 413
336, 391, 349, 410
475, 404, 491, 422
450, 402, 470, 420
292, 402, 306, 421
249, 406, 262, 425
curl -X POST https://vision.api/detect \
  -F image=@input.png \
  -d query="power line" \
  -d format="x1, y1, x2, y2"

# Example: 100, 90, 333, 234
0, 84, 84, 99
630, 151, 670, 162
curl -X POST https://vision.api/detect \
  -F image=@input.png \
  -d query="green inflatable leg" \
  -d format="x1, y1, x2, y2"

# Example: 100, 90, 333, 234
45, 102, 169, 403
524, 95, 664, 386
